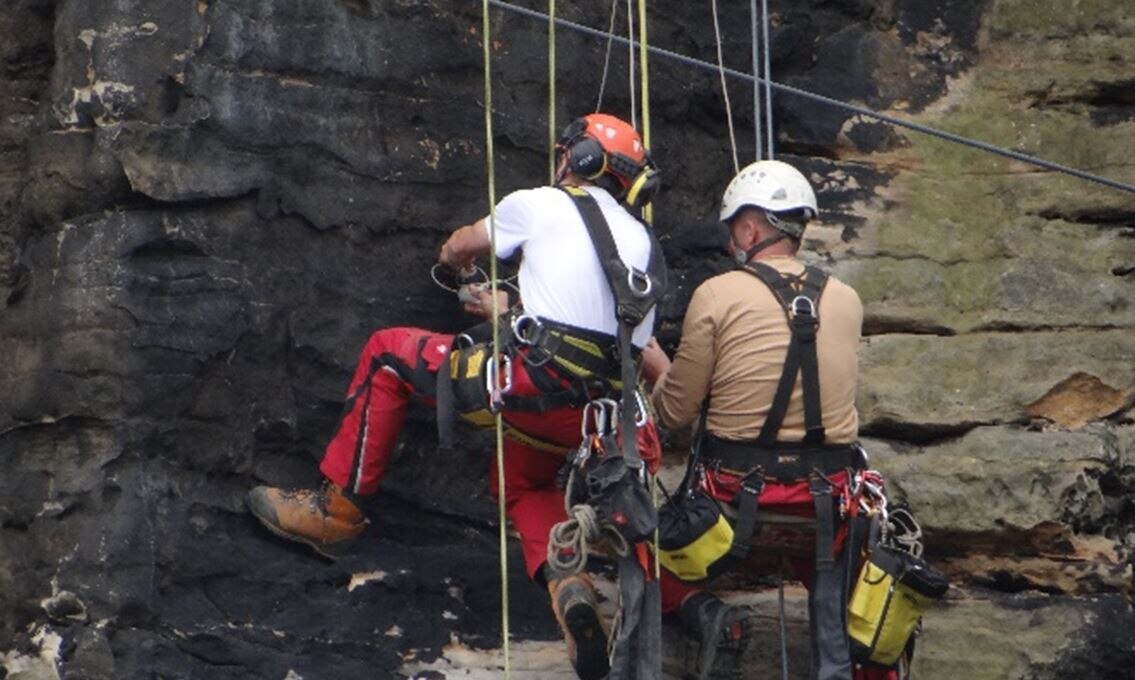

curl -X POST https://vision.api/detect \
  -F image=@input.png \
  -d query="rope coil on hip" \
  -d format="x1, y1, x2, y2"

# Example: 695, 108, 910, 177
547, 467, 630, 574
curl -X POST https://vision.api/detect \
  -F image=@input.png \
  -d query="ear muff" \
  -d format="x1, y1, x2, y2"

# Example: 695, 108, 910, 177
625, 165, 661, 209
567, 137, 608, 180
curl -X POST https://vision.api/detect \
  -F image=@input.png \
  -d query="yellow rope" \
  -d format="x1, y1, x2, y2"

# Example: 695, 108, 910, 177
548, 0, 557, 183
481, 1, 510, 676
635, 0, 661, 581
636, 0, 652, 226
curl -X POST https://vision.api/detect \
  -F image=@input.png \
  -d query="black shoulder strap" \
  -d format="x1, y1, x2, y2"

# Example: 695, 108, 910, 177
740, 262, 829, 446
560, 186, 668, 325
560, 186, 669, 467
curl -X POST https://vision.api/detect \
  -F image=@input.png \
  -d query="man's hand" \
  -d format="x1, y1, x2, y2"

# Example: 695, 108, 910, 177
639, 337, 671, 386
439, 220, 491, 272
460, 283, 510, 319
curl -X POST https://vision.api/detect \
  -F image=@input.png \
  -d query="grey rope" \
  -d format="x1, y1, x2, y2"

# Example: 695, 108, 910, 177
750, 0, 762, 161
487, 0, 1135, 196
760, 0, 773, 157
595, 0, 619, 112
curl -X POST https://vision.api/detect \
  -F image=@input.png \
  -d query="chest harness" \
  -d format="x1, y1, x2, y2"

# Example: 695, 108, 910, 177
705, 262, 864, 680
435, 186, 667, 459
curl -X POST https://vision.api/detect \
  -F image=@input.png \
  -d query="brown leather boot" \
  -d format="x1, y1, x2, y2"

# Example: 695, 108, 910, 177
548, 573, 609, 680
246, 479, 368, 558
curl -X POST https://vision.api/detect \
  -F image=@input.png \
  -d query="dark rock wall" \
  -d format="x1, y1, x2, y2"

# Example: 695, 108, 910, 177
2, 1, 1132, 678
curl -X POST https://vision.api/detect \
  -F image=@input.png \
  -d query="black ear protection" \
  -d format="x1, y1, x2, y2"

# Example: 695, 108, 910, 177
558, 119, 609, 180
556, 117, 662, 208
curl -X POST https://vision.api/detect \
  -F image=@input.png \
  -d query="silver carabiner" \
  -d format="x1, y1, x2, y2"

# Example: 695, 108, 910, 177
485, 354, 513, 404
632, 390, 649, 427
627, 268, 652, 298
596, 398, 619, 435
580, 401, 597, 439
453, 333, 476, 349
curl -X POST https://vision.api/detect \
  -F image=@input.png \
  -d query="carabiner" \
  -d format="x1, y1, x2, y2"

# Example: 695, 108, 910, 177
632, 390, 649, 427
485, 353, 513, 411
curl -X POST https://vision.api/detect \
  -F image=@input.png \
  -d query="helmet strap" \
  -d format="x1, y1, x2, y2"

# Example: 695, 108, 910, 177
734, 231, 787, 264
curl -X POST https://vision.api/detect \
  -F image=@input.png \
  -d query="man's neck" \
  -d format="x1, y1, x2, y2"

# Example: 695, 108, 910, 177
750, 245, 797, 261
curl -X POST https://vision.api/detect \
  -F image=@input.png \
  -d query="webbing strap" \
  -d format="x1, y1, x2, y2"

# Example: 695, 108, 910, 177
728, 473, 764, 560
560, 186, 666, 327
808, 474, 853, 680
560, 186, 667, 468
740, 263, 828, 446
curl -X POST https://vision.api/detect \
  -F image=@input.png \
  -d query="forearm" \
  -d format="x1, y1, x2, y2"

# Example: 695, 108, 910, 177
439, 219, 491, 270
651, 355, 711, 430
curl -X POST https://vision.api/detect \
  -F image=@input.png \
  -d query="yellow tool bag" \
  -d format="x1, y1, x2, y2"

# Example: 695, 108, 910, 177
847, 543, 949, 667
657, 489, 735, 582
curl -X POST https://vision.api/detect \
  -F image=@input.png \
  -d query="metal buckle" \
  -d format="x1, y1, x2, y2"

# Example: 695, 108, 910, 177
453, 333, 475, 350
627, 268, 652, 297
789, 295, 815, 319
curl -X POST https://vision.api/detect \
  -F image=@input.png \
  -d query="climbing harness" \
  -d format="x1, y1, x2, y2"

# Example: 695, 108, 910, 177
539, 182, 667, 680
656, 261, 865, 680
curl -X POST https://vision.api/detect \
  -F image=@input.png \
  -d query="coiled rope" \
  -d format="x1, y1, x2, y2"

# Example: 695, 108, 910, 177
547, 466, 630, 574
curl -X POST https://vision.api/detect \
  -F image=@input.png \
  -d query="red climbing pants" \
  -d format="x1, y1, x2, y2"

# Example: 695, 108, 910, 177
317, 327, 674, 588
656, 469, 899, 680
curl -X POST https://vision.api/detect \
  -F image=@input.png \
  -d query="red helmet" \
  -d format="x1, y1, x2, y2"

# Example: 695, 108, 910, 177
557, 113, 649, 191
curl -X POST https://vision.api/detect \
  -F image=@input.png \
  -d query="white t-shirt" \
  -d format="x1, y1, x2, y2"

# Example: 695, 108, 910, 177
481, 185, 656, 348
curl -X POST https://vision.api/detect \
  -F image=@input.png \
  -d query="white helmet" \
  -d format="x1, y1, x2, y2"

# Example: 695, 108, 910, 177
719, 160, 818, 238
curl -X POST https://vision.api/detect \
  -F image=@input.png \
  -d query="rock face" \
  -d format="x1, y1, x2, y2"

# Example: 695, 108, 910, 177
1, 1, 1133, 678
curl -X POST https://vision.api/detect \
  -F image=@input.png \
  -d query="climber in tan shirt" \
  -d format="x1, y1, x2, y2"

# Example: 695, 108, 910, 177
646, 257, 861, 442
642, 161, 862, 442
642, 160, 879, 680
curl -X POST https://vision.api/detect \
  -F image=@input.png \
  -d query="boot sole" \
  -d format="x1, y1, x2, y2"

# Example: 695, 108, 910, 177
563, 601, 609, 680
245, 493, 349, 561
693, 605, 749, 680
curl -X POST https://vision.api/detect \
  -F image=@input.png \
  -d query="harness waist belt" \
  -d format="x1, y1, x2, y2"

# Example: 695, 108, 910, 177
701, 435, 866, 482
522, 316, 638, 383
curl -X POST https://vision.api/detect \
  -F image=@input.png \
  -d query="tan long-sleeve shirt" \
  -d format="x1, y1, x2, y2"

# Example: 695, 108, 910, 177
651, 256, 862, 443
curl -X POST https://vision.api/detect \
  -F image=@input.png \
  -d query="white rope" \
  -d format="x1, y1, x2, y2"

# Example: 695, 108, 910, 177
711, 0, 739, 173
595, 0, 619, 112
